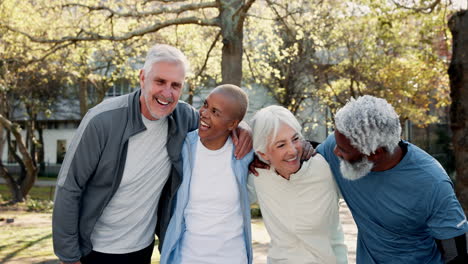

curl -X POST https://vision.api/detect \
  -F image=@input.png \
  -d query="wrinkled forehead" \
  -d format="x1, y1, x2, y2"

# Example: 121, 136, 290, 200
149, 61, 185, 80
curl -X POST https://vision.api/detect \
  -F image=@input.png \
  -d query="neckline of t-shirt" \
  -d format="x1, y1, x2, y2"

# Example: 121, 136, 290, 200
368, 141, 412, 175
267, 158, 311, 182
141, 114, 167, 128
197, 136, 233, 155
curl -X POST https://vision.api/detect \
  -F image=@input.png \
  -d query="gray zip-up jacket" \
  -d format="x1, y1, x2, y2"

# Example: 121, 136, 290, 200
52, 89, 198, 263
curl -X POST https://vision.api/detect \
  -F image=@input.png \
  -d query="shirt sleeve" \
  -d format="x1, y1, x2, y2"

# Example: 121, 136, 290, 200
427, 179, 468, 240
52, 113, 104, 262
330, 221, 348, 264
247, 174, 258, 204
316, 134, 335, 163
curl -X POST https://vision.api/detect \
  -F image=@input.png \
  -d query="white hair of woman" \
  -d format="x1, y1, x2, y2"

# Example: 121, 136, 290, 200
251, 105, 303, 163
335, 95, 402, 156
143, 44, 190, 78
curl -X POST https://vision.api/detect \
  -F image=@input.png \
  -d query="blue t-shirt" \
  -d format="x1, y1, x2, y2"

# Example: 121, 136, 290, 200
317, 134, 468, 264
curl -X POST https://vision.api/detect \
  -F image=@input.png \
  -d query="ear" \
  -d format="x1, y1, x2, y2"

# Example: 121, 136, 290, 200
368, 147, 385, 162
257, 151, 270, 163
227, 120, 240, 131
139, 69, 145, 87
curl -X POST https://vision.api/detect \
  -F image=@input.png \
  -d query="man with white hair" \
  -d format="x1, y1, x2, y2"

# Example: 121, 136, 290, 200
52, 44, 252, 264
316, 95, 468, 263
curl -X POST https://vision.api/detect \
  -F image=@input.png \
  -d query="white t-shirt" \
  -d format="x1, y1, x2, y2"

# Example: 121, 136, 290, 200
248, 154, 347, 264
180, 137, 247, 264
91, 115, 171, 253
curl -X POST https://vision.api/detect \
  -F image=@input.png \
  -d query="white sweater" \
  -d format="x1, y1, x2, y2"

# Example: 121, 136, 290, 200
248, 154, 347, 264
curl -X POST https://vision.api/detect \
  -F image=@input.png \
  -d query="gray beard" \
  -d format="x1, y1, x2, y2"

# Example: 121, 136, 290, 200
339, 156, 374, 181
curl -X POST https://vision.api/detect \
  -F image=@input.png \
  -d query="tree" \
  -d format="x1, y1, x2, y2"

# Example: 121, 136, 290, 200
0, 1, 71, 202
390, 0, 468, 213
448, 10, 468, 213
245, 0, 450, 128
1, 0, 257, 87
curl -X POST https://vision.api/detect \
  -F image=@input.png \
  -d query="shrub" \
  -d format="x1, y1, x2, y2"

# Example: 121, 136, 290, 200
25, 197, 54, 213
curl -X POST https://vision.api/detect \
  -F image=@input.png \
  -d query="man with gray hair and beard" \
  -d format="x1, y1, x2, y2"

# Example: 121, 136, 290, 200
316, 95, 468, 264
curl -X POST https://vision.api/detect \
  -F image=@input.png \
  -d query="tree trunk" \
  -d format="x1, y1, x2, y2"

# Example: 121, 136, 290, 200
218, 0, 250, 86
0, 125, 24, 202
7, 131, 26, 182
187, 82, 194, 105
0, 164, 24, 202
78, 79, 89, 118
37, 124, 45, 176
0, 114, 38, 203
448, 10, 468, 214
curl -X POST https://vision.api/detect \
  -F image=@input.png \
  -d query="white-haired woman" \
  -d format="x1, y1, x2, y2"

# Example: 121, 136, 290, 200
248, 105, 347, 264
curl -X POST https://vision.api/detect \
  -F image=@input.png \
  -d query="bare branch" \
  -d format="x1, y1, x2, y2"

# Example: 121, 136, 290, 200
247, 11, 302, 21
265, 0, 294, 37
391, 0, 441, 13
232, 0, 256, 22
243, 0, 257, 13
195, 31, 221, 80
244, 49, 258, 84
27, 42, 75, 65
63, 1, 218, 18
2, 17, 219, 44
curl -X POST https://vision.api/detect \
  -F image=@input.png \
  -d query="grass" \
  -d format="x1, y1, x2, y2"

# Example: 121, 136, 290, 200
0, 210, 56, 264
0, 184, 270, 264
0, 184, 55, 201
0, 208, 162, 264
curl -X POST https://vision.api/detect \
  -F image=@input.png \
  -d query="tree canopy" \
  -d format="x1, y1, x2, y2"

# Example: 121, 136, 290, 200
0, 0, 460, 201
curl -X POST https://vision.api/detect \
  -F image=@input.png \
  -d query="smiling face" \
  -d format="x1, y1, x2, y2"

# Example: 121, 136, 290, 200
259, 123, 302, 178
198, 91, 239, 150
139, 61, 185, 120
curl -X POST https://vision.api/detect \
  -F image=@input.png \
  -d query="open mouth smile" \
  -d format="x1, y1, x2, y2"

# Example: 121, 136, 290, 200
155, 97, 171, 106
200, 120, 210, 129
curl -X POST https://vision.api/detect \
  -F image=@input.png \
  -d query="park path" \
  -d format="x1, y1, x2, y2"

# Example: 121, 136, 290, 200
251, 201, 357, 264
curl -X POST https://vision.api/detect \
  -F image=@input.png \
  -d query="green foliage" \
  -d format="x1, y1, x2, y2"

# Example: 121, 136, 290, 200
24, 198, 54, 213
251, 203, 263, 218
245, 0, 451, 128
0, 0, 453, 128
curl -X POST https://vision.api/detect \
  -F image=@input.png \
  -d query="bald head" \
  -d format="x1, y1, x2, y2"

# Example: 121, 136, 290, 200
211, 84, 249, 121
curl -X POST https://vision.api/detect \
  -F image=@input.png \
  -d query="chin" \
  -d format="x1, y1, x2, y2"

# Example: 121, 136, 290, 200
339, 157, 373, 181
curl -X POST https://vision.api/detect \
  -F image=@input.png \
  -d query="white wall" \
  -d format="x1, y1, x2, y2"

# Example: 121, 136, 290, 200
42, 129, 76, 164
2, 85, 330, 165
2, 128, 76, 165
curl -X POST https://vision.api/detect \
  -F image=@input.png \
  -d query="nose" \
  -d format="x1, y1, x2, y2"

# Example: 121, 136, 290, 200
287, 142, 298, 156
199, 106, 209, 118
160, 83, 172, 98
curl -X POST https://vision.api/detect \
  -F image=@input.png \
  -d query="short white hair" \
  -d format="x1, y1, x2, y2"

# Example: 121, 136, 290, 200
143, 44, 190, 78
335, 95, 401, 155
252, 105, 303, 158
